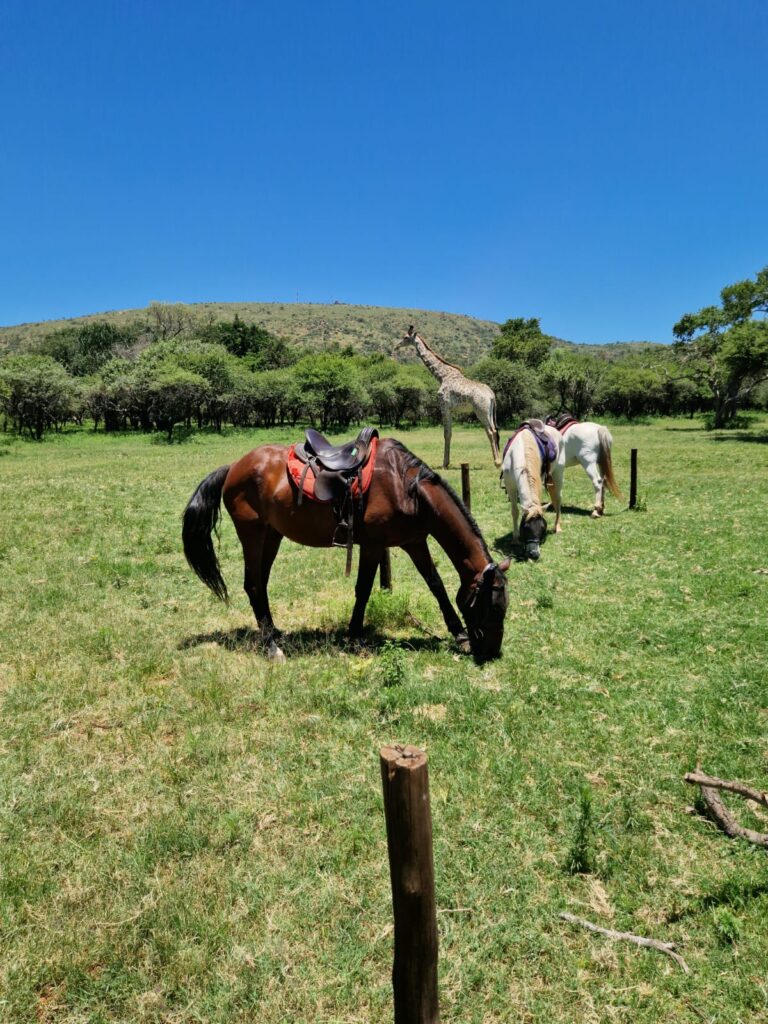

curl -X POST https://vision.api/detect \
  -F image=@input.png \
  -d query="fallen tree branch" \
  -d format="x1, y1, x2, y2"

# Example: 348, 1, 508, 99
684, 771, 768, 810
559, 912, 690, 973
684, 771, 768, 849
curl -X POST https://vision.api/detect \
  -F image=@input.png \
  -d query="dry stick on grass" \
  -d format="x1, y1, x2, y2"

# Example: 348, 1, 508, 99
684, 771, 768, 849
559, 912, 691, 974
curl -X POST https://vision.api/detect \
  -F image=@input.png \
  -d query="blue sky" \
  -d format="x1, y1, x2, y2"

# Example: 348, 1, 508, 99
1, 0, 766, 344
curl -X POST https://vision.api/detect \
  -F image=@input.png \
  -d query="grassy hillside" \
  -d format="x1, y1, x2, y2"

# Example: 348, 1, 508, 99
0, 302, 500, 366
0, 301, 667, 366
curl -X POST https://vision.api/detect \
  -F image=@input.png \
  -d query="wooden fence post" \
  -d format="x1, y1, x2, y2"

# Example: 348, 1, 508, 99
380, 745, 439, 1024
629, 448, 638, 509
460, 463, 471, 511
380, 548, 393, 590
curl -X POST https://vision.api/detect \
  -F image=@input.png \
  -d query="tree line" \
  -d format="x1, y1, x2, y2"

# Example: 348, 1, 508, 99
1, 268, 766, 440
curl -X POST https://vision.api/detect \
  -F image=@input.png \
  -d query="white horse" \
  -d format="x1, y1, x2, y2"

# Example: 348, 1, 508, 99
545, 414, 622, 517
501, 421, 564, 560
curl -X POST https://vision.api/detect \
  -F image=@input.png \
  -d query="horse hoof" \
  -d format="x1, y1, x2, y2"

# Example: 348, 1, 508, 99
267, 645, 286, 663
454, 633, 472, 655
591, 510, 601, 519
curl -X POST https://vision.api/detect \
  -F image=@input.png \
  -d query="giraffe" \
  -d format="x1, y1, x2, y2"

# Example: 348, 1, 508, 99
395, 326, 501, 468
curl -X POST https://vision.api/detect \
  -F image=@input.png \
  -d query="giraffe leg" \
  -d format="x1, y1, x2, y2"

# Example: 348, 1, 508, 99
440, 396, 452, 468
485, 423, 501, 466
478, 399, 501, 466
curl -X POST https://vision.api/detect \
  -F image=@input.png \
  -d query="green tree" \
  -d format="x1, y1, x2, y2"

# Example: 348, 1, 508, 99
136, 338, 237, 430
673, 266, 768, 426
292, 353, 369, 430
0, 355, 76, 438
358, 358, 434, 427
470, 357, 540, 426
491, 317, 552, 368
37, 321, 134, 376
146, 361, 209, 440
145, 302, 194, 340
203, 315, 295, 369
540, 350, 604, 419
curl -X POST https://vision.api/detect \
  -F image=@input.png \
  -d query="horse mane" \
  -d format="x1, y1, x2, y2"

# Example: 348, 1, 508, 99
387, 440, 490, 558
520, 431, 545, 518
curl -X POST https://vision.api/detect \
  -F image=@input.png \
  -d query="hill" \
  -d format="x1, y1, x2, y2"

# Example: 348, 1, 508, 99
0, 301, 668, 367
0, 302, 500, 366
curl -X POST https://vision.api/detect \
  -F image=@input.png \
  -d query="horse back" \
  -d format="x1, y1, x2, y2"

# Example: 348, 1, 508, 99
222, 438, 426, 548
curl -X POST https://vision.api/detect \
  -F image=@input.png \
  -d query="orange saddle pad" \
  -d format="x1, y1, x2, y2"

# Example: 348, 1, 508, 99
286, 436, 379, 503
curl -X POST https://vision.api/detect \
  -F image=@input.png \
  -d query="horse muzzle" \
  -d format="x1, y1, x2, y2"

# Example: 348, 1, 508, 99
525, 542, 541, 561
467, 627, 504, 664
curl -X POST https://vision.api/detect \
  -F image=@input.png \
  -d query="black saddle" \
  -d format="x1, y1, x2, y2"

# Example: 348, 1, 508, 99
545, 411, 578, 432
301, 427, 376, 471
293, 426, 379, 573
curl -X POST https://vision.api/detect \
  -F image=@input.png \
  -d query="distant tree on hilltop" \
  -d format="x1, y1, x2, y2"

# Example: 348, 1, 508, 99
491, 317, 552, 368
202, 315, 295, 369
36, 321, 135, 376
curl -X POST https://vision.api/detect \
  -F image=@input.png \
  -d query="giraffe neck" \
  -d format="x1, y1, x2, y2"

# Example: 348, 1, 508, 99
414, 336, 456, 384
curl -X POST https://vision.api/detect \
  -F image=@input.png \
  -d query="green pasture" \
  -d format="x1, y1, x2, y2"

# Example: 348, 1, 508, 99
1, 419, 767, 1023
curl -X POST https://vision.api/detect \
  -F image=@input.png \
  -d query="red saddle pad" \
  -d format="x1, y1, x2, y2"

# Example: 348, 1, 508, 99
286, 436, 379, 503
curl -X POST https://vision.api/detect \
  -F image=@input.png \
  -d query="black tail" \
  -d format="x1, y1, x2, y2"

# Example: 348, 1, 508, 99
182, 465, 231, 602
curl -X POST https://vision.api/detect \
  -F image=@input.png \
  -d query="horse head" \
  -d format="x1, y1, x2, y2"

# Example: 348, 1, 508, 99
460, 560, 510, 662
519, 506, 547, 561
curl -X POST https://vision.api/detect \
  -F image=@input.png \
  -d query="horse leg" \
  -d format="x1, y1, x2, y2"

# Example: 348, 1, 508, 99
501, 467, 520, 540
402, 541, 468, 646
548, 463, 564, 533
348, 545, 383, 639
582, 458, 604, 517
509, 488, 520, 541
239, 523, 286, 661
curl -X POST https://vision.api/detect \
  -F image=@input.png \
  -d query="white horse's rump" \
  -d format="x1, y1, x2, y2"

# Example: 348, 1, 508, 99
548, 418, 622, 517
501, 424, 564, 560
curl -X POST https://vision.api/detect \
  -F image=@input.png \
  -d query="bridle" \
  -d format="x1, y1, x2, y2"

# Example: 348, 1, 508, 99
465, 562, 506, 610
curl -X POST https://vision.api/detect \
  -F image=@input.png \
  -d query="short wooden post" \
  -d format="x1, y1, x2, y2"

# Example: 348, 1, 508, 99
460, 463, 471, 511
380, 745, 439, 1024
629, 448, 638, 509
380, 548, 393, 590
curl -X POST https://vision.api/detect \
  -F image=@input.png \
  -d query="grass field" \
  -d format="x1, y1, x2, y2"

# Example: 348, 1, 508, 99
1, 418, 767, 1023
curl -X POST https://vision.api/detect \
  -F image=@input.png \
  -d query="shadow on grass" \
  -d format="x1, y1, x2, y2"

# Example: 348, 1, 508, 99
179, 625, 446, 657
666, 879, 768, 922
559, 504, 600, 517
708, 432, 768, 444
492, 530, 555, 562
493, 507, 601, 562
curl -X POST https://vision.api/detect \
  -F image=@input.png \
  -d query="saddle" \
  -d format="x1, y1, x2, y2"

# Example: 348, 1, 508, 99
290, 427, 379, 574
546, 411, 578, 433
503, 419, 558, 479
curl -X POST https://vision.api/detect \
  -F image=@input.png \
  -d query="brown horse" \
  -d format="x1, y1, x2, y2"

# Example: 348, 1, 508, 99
182, 438, 509, 663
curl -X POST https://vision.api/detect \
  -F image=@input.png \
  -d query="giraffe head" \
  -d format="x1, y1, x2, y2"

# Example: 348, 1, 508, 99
393, 325, 419, 354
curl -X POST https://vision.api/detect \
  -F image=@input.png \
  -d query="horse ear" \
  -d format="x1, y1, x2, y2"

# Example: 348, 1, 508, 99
497, 558, 511, 574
